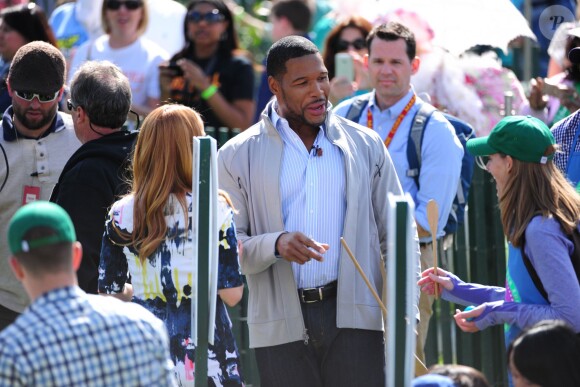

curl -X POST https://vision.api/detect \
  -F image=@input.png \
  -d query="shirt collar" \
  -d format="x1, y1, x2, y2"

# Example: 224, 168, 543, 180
3, 106, 63, 142
269, 99, 327, 138
369, 87, 416, 117
30, 286, 83, 310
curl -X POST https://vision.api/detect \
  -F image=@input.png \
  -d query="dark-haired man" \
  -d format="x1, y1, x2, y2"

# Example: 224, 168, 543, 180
0, 201, 176, 386
334, 22, 463, 362
253, 0, 313, 123
50, 60, 138, 295
0, 41, 81, 331
219, 35, 416, 386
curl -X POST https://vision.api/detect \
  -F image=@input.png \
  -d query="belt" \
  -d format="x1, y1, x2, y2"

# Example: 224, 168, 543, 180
419, 241, 432, 248
298, 281, 337, 303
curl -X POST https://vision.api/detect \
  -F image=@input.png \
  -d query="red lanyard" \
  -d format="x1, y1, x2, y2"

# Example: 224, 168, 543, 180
366, 94, 416, 148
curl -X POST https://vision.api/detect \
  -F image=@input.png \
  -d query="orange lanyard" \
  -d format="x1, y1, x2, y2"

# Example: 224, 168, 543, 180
367, 94, 416, 148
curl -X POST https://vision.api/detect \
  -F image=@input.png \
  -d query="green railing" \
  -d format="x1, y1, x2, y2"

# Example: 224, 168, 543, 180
205, 127, 241, 149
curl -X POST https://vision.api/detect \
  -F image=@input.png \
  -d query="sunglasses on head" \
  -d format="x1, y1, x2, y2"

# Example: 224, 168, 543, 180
105, 0, 143, 11
14, 90, 60, 103
336, 38, 366, 52
187, 9, 225, 24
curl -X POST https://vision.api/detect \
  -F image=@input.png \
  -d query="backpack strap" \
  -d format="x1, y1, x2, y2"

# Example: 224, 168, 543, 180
406, 102, 436, 188
521, 245, 549, 302
345, 93, 372, 124
522, 224, 580, 303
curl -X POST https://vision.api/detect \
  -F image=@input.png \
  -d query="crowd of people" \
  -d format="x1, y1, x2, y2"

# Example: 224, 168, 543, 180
0, 0, 580, 386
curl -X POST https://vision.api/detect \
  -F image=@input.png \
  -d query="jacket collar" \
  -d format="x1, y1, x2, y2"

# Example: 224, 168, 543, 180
3, 106, 65, 142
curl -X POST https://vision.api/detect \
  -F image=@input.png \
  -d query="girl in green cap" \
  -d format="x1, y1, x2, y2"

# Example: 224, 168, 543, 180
418, 115, 580, 385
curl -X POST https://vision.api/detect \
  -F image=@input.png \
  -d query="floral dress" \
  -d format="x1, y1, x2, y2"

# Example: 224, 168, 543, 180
99, 193, 244, 387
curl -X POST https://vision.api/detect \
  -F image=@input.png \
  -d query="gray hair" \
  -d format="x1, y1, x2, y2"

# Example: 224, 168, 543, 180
69, 60, 132, 129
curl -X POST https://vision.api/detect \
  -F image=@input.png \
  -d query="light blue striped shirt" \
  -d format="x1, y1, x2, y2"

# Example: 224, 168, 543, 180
271, 104, 346, 288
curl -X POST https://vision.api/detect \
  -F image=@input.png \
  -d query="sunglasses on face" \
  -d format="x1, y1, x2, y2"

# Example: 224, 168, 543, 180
187, 9, 225, 24
14, 90, 60, 103
66, 99, 78, 111
336, 38, 366, 52
105, 0, 143, 11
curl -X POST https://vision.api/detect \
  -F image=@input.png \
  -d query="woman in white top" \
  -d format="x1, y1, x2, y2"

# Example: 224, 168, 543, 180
68, 0, 167, 119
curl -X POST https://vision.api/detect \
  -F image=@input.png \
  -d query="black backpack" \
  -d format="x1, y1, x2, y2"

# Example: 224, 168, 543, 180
344, 94, 475, 234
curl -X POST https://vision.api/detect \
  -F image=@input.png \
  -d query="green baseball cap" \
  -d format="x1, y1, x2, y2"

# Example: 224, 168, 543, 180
8, 201, 76, 255
466, 115, 555, 164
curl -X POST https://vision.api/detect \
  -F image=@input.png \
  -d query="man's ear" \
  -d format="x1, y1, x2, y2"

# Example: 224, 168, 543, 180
6, 79, 12, 97
75, 105, 88, 125
9, 257, 25, 281
411, 56, 421, 75
58, 86, 65, 102
268, 75, 280, 96
72, 241, 83, 271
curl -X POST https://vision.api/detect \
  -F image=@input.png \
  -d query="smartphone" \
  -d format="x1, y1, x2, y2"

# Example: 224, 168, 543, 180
334, 53, 354, 82
165, 61, 184, 77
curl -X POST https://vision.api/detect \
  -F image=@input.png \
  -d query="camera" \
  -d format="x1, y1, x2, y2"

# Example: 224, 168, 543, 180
165, 61, 183, 76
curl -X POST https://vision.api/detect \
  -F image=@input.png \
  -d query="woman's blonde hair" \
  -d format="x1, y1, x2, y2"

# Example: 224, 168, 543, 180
101, 0, 149, 36
500, 155, 580, 247
129, 104, 205, 261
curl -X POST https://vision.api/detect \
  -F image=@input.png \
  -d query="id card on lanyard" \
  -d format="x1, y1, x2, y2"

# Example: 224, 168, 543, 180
22, 185, 40, 205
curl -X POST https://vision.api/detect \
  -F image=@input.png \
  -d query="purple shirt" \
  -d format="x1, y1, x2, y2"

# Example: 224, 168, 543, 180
442, 215, 580, 333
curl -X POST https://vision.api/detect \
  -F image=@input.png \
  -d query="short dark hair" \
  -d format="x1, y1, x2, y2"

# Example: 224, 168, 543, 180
428, 364, 490, 387
69, 61, 132, 129
507, 320, 580, 386
271, 0, 312, 33
266, 35, 319, 79
14, 227, 73, 276
367, 22, 416, 61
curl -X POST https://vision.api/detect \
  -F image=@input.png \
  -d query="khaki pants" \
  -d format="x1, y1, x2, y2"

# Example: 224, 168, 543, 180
415, 243, 434, 364
415, 235, 453, 364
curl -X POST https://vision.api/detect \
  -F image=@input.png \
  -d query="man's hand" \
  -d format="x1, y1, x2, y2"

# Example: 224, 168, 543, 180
529, 77, 548, 111
276, 232, 329, 264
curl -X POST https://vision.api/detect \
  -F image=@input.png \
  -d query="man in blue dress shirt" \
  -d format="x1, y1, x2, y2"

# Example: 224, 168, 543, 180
334, 22, 464, 363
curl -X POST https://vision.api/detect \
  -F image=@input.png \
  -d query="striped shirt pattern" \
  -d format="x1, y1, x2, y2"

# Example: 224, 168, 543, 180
272, 106, 346, 289
0, 286, 176, 387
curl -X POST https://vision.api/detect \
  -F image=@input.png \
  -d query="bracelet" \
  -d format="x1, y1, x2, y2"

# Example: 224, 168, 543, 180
201, 84, 218, 100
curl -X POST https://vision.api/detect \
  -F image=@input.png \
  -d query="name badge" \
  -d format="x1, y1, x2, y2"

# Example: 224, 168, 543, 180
22, 185, 41, 205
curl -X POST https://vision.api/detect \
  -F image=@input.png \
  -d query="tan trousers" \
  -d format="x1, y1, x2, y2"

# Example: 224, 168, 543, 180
415, 243, 434, 364
415, 235, 453, 364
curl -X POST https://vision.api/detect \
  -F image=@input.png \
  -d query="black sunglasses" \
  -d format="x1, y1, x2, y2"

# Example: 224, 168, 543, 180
187, 9, 225, 24
105, 0, 143, 11
336, 38, 366, 52
66, 99, 77, 111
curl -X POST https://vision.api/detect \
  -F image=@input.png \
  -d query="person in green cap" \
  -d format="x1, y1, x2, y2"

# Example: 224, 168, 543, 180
417, 115, 580, 381
0, 201, 177, 386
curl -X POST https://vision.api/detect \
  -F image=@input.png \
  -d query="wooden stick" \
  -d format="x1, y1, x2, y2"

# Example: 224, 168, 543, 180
341, 237, 387, 315
340, 237, 428, 374
426, 200, 439, 299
